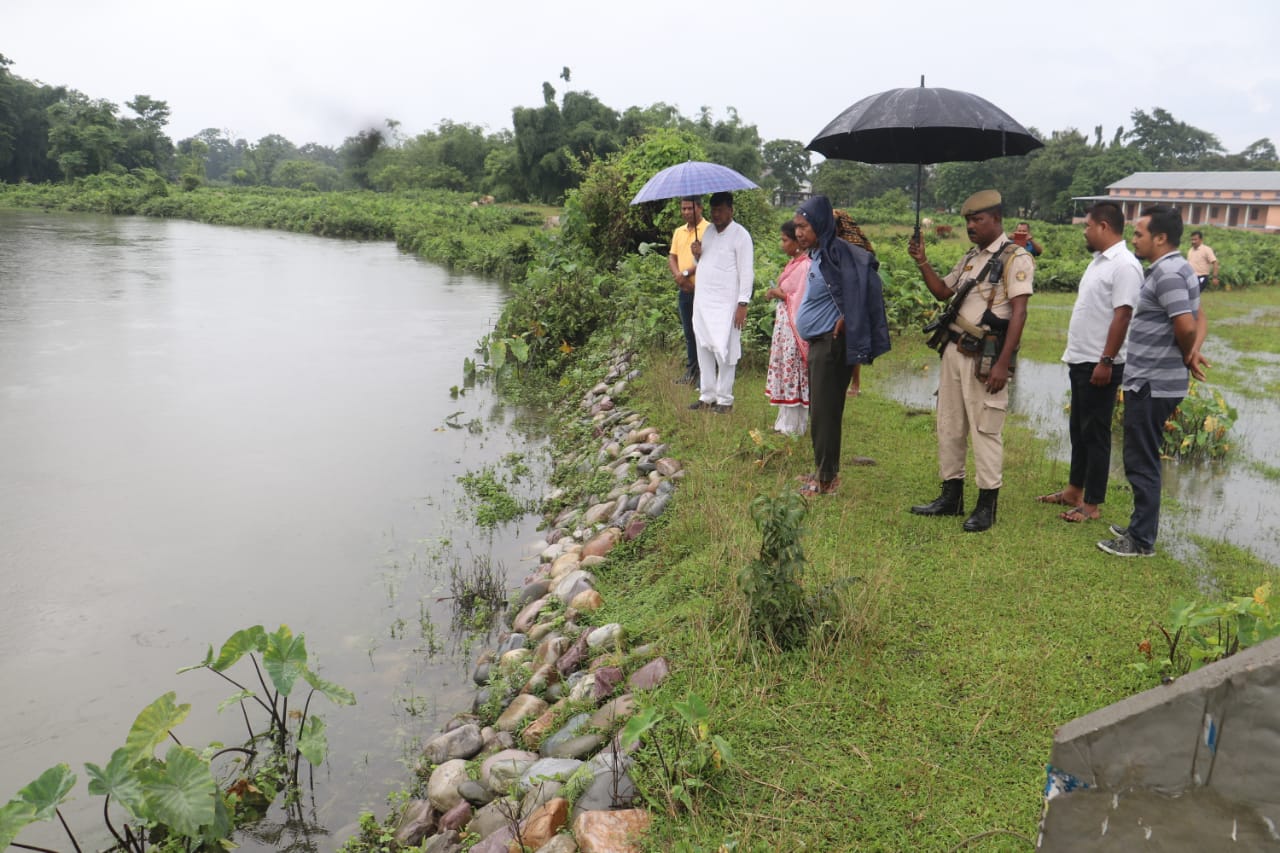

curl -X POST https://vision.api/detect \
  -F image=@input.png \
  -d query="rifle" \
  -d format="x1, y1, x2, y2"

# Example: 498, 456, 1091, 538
921, 248, 1011, 355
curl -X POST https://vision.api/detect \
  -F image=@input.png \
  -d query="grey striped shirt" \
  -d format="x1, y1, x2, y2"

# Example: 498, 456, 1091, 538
1122, 251, 1200, 398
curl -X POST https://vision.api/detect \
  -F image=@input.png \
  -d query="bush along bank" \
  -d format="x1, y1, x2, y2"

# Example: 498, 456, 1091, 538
356, 351, 683, 853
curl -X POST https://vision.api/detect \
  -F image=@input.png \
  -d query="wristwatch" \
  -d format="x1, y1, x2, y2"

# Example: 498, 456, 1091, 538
738, 301, 749, 307
1099, 355, 1115, 366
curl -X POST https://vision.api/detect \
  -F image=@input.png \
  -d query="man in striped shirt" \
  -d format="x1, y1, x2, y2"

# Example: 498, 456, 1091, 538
1097, 205, 1207, 558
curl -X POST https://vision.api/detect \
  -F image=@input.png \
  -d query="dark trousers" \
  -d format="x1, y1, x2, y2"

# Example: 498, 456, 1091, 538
677, 289, 697, 373
1068, 362, 1124, 505
807, 333, 852, 482
1122, 382, 1181, 550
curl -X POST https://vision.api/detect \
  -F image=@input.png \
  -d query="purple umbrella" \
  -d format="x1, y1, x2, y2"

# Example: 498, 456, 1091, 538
630, 160, 759, 205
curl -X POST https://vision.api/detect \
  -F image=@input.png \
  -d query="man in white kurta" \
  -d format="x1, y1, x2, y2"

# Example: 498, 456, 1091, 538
690, 192, 754, 411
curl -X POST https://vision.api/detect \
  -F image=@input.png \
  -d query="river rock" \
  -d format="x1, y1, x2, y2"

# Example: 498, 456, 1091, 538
457, 779, 495, 807
572, 750, 637, 815
480, 749, 539, 794
427, 759, 469, 812
392, 799, 436, 847
586, 623, 623, 651
538, 712, 590, 758
623, 516, 647, 541
515, 579, 551, 610
495, 694, 547, 733
498, 633, 527, 655
543, 733, 605, 760
423, 829, 462, 853
569, 588, 603, 612
581, 527, 621, 559
589, 694, 637, 730
644, 493, 671, 518
628, 657, 671, 691
533, 832, 578, 853
521, 798, 570, 851
528, 620, 557, 643
422, 723, 484, 764
520, 702, 562, 750
518, 758, 583, 791
549, 551, 581, 578
580, 554, 606, 569
437, 799, 472, 832
473, 661, 492, 686
468, 800, 512, 839
555, 633, 590, 676
591, 666, 623, 701
498, 647, 532, 674
511, 596, 548, 634
581, 501, 614, 526
653, 457, 682, 476
553, 569, 595, 605
567, 673, 597, 703
533, 634, 569, 668
520, 778, 564, 817
573, 809, 651, 853
469, 825, 515, 853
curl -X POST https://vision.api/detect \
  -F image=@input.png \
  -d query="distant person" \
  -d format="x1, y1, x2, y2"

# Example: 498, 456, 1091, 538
668, 196, 708, 385
1186, 230, 1220, 289
1097, 205, 1207, 558
791, 195, 890, 496
688, 192, 753, 414
764, 221, 811, 435
907, 189, 1034, 532
1037, 202, 1141, 524
1012, 222, 1042, 257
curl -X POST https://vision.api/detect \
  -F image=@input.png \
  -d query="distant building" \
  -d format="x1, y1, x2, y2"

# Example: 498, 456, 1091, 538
772, 178, 813, 209
1074, 172, 1280, 231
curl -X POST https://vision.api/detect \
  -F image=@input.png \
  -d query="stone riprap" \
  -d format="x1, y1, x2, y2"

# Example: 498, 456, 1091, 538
361, 350, 673, 853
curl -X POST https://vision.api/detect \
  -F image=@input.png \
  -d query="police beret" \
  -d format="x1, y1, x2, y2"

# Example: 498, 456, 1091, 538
960, 189, 1002, 216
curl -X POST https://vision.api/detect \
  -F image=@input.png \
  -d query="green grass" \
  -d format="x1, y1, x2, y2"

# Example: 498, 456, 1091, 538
580, 332, 1277, 852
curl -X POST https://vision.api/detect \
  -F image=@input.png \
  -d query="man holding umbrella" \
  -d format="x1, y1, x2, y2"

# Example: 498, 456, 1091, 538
688, 191, 754, 413
907, 190, 1033, 532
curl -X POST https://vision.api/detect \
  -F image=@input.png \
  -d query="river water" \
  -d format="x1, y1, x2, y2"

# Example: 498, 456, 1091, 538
0, 210, 544, 850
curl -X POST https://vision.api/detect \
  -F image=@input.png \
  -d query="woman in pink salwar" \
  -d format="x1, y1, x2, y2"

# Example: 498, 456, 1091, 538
764, 220, 811, 435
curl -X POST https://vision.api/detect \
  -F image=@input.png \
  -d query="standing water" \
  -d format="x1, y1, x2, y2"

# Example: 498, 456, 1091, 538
0, 210, 544, 849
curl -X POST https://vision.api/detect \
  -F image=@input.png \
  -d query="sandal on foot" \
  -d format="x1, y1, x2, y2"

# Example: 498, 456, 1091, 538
1060, 506, 1099, 523
1036, 491, 1074, 506
798, 478, 838, 496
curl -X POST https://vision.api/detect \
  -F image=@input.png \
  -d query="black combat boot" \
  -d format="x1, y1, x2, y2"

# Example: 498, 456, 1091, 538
963, 488, 999, 532
910, 479, 964, 516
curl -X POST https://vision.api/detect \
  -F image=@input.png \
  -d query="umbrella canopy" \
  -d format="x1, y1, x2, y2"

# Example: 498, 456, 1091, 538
630, 160, 759, 205
807, 86, 1042, 164
807, 82, 1042, 235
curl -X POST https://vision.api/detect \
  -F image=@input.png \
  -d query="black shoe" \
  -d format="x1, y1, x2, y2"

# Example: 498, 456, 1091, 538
962, 488, 999, 532
1097, 535, 1154, 557
688, 400, 710, 411
675, 369, 696, 385
1108, 523, 1128, 538
910, 479, 964, 516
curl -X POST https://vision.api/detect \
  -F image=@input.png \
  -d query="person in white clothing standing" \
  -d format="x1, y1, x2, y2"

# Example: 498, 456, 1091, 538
1036, 201, 1142, 523
688, 191, 754, 414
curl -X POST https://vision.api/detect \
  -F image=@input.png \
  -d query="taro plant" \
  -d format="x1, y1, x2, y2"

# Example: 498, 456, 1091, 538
619, 693, 736, 817
1134, 583, 1280, 682
736, 491, 811, 649
1112, 380, 1237, 460
2, 626, 353, 852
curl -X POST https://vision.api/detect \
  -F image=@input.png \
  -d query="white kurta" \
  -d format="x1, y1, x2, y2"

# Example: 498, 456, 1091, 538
692, 220, 754, 360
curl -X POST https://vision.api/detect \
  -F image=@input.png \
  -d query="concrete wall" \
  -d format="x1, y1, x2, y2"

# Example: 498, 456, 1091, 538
1040, 637, 1280, 850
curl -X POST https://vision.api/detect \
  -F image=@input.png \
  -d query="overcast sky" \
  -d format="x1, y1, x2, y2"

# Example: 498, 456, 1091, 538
7, 0, 1277, 158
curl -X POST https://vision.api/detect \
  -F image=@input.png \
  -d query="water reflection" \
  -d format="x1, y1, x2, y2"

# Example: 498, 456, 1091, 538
881, 355, 1280, 567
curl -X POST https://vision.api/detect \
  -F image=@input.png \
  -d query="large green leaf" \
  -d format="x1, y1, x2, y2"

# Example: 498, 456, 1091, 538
17, 764, 75, 821
296, 716, 328, 766
86, 747, 145, 817
0, 800, 38, 850
488, 337, 507, 370
263, 626, 307, 696
175, 643, 214, 675
138, 745, 217, 839
301, 669, 356, 706
216, 689, 256, 714
124, 693, 191, 766
507, 336, 530, 363
209, 625, 268, 672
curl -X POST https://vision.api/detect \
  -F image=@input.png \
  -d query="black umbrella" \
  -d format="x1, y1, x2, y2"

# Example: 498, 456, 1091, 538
807, 78, 1043, 235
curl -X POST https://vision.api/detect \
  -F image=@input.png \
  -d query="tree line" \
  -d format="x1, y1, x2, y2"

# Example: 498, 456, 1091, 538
1, 54, 1276, 221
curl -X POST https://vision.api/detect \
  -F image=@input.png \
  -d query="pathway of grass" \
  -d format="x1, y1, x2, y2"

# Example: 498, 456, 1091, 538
584, 330, 1277, 852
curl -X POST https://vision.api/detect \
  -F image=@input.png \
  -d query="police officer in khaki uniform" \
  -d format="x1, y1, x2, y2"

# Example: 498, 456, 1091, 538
906, 190, 1034, 532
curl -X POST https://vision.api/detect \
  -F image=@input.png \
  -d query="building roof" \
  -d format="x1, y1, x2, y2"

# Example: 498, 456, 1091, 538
1109, 171, 1280, 192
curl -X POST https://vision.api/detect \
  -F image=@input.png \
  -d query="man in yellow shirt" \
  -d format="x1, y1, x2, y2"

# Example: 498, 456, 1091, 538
1186, 230, 1219, 289
669, 196, 708, 384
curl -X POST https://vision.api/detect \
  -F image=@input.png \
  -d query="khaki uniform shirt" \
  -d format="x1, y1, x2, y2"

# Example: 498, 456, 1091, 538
1187, 244, 1217, 277
941, 234, 1035, 330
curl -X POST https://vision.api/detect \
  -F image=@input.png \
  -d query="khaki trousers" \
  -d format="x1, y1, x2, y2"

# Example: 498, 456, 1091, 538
936, 342, 1008, 490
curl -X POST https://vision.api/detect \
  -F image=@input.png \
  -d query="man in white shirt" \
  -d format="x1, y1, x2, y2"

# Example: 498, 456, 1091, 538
688, 192, 754, 414
1037, 201, 1141, 523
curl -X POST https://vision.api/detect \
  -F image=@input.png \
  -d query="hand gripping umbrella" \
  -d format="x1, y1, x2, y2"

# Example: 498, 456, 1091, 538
630, 160, 759, 205
807, 77, 1042, 235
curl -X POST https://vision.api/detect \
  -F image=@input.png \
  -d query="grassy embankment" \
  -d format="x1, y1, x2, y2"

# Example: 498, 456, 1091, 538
587, 279, 1280, 851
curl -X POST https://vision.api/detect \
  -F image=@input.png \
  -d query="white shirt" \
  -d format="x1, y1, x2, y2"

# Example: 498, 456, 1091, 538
1062, 240, 1143, 365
